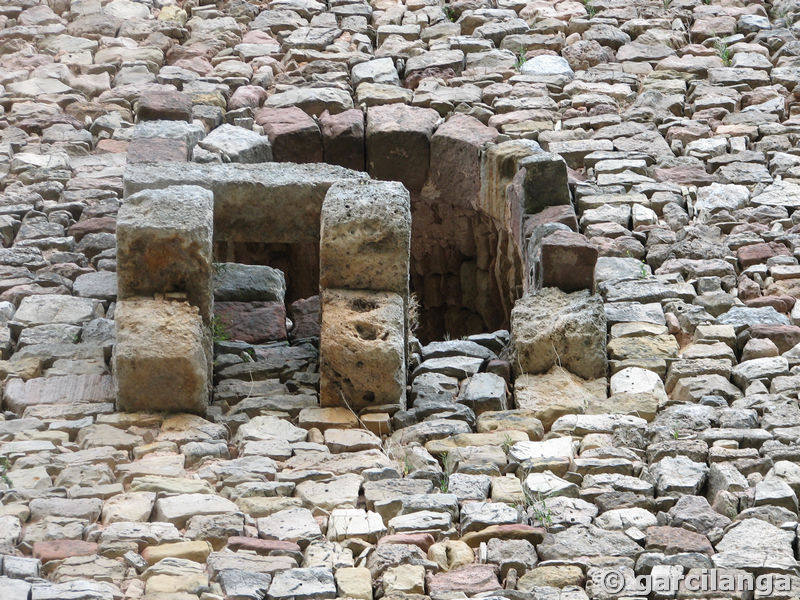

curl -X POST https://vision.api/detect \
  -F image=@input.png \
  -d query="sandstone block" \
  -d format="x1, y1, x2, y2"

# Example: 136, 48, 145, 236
320, 289, 405, 411
320, 180, 411, 295
335, 566, 372, 600
123, 163, 366, 244
479, 139, 541, 222
136, 90, 193, 122
214, 301, 287, 344
319, 109, 365, 171
422, 113, 498, 210
127, 137, 189, 163
153, 493, 238, 530
538, 230, 597, 292
117, 185, 213, 322
520, 152, 570, 214
511, 288, 607, 379
366, 104, 440, 192
256, 107, 323, 163
113, 298, 210, 414
515, 367, 606, 431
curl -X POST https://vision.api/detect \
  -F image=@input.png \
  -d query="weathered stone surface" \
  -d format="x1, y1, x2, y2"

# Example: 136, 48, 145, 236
3, 2, 800, 599
113, 298, 209, 414
515, 367, 606, 430
117, 185, 213, 321
366, 104, 440, 192
257, 107, 323, 164
511, 288, 607, 380
319, 109, 365, 172
196, 123, 273, 163
320, 289, 405, 411
538, 230, 598, 292
320, 180, 411, 295
123, 163, 366, 244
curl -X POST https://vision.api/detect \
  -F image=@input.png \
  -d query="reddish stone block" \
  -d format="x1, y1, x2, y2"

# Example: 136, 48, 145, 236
68, 217, 116, 242
366, 103, 440, 192
215, 301, 287, 344
423, 113, 498, 209
33, 540, 99, 562
127, 137, 189, 163
319, 109, 365, 171
227, 536, 302, 558
746, 323, 800, 353
136, 90, 193, 122
255, 106, 322, 163
289, 295, 320, 340
645, 525, 714, 556
95, 139, 128, 154
744, 296, 793, 314
426, 564, 501, 595
737, 242, 791, 269
540, 230, 598, 292
229, 85, 269, 111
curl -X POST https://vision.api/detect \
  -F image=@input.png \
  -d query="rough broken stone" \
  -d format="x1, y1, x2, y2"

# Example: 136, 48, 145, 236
511, 288, 607, 380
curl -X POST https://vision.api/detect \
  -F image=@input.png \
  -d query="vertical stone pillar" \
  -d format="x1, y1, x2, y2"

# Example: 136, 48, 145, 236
114, 185, 214, 413
319, 180, 411, 412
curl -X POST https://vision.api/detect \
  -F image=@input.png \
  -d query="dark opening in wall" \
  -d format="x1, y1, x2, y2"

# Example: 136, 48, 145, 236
213, 240, 319, 303
410, 198, 522, 342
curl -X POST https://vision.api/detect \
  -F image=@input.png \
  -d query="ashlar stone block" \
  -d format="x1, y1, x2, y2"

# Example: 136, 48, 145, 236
366, 104, 440, 192
117, 185, 214, 322
320, 289, 405, 411
320, 180, 411, 296
113, 298, 210, 414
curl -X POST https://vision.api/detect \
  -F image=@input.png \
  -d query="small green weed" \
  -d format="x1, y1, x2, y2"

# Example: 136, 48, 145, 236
211, 316, 230, 342
715, 40, 731, 66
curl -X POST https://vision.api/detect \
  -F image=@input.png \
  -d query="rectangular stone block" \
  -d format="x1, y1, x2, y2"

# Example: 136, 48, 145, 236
320, 109, 365, 172
3, 374, 114, 416
320, 180, 411, 295
519, 152, 570, 214
123, 163, 367, 244
256, 106, 323, 163
479, 139, 541, 224
423, 113, 498, 211
366, 104, 440, 192
320, 289, 405, 412
538, 230, 597, 292
117, 185, 214, 322
113, 298, 210, 414
10, 295, 104, 335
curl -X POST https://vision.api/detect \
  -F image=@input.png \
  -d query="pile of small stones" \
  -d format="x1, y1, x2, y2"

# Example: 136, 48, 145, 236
4, 0, 800, 599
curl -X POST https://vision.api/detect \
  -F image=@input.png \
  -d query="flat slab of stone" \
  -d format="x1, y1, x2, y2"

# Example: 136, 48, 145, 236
3, 374, 114, 416
117, 185, 213, 320
11, 295, 103, 332
113, 298, 210, 414
268, 566, 336, 600
123, 163, 367, 244
213, 263, 286, 303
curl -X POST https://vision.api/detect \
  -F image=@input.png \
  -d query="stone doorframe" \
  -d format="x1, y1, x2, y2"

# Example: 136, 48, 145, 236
115, 162, 411, 415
